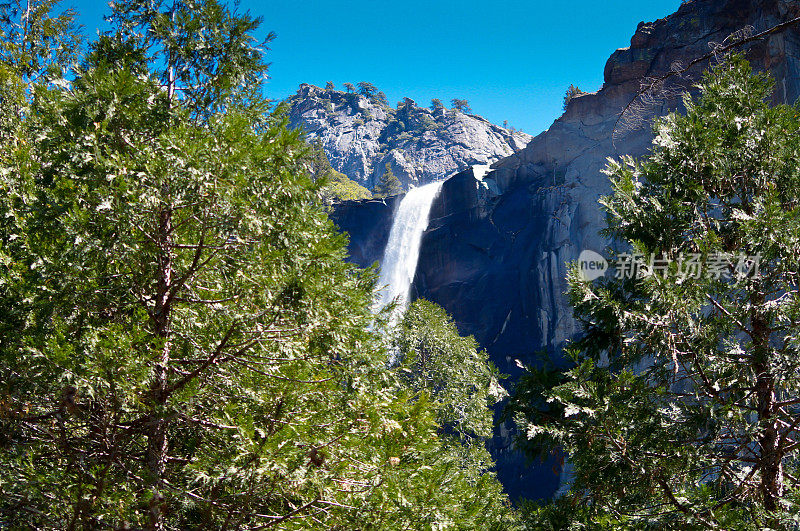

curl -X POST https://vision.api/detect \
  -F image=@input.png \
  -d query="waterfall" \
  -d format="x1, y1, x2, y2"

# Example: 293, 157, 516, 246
373, 180, 444, 322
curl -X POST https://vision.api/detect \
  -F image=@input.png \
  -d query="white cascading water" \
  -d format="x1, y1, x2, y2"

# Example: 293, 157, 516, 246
373, 180, 444, 322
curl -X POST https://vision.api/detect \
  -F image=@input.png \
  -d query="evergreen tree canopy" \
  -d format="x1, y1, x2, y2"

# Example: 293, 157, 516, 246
373, 163, 403, 198
395, 299, 506, 441
373, 90, 388, 106
0, 2, 516, 529
562, 83, 583, 110
0, 0, 82, 82
106, 0, 274, 120
357, 81, 377, 97
389, 299, 517, 529
304, 138, 371, 202
450, 98, 471, 113
510, 55, 800, 529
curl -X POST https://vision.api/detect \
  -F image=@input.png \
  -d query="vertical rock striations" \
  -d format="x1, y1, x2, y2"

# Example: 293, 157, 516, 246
414, 0, 800, 500
417, 0, 800, 370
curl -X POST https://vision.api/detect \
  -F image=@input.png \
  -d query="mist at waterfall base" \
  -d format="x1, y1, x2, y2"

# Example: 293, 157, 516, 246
373, 181, 444, 323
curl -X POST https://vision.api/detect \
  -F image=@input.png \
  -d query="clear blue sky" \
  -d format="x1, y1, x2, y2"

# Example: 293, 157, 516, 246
70, 0, 681, 136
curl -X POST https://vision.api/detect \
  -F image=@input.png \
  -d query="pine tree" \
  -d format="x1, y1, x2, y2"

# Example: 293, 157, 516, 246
107, 0, 274, 120
373, 163, 403, 197
356, 81, 377, 97
511, 55, 800, 528
0, 0, 82, 82
1, 45, 374, 531
374, 90, 388, 106
563, 83, 584, 110
387, 299, 518, 529
450, 98, 471, 113
395, 299, 505, 442
0, 2, 520, 528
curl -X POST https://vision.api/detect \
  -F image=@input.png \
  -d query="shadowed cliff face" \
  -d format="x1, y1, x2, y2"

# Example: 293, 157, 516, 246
333, 0, 800, 501
420, 0, 800, 369
329, 196, 402, 270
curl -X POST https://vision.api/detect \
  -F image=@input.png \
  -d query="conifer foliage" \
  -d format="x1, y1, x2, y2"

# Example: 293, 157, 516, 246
0, 0, 81, 82
0, 1, 517, 529
511, 56, 800, 529
373, 163, 403, 198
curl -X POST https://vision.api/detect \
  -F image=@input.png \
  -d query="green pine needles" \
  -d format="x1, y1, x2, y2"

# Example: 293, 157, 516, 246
0, 1, 517, 529
512, 55, 800, 529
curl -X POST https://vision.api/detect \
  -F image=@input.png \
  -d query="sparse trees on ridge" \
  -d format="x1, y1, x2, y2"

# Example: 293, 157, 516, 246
563, 83, 584, 110
357, 80, 377, 97
450, 98, 471, 113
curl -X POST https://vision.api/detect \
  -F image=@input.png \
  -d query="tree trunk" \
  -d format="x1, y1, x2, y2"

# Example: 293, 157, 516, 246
751, 299, 783, 513
147, 206, 173, 531
755, 364, 782, 512
148, 8, 177, 525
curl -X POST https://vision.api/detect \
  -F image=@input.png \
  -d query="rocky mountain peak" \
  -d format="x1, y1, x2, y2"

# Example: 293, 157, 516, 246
287, 84, 531, 190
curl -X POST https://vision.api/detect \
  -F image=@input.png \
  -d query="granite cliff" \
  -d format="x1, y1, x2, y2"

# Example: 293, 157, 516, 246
332, 0, 800, 500
288, 86, 531, 190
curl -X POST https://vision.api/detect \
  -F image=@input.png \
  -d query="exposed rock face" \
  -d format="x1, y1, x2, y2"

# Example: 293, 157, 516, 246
332, 0, 800, 501
426, 0, 800, 365
288, 87, 531, 190
329, 196, 400, 270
